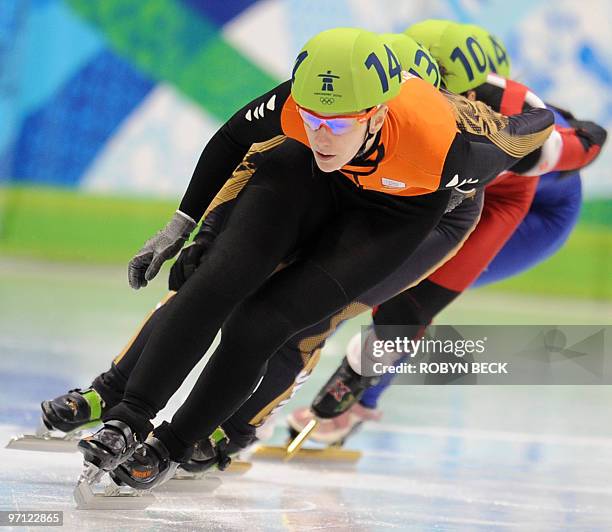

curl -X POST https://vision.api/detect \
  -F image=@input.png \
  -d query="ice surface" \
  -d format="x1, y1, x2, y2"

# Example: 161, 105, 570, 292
3, 415, 612, 530
2, 259, 612, 530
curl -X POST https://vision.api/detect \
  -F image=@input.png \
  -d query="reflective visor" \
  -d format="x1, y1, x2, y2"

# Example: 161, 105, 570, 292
297, 105, 379, 135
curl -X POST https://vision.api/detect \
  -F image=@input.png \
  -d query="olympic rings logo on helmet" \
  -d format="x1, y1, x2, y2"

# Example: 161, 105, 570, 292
291, 28, 401, 114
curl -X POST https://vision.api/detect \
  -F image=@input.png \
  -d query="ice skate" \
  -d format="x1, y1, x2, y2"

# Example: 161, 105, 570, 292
253, 402, 377, 464
6, 388, 104, 453
73, 420, 152, 509
110, 434, 180, 489
77, 420, 138, 472
310, 336, 381, 420
173, 427, 252, 480
73, 467, 155, 510
282, 333, 380, 455
254, 334, 380, 463
109, 428, 250, 496
288, 403, 382, 445
41, 388, 105, 432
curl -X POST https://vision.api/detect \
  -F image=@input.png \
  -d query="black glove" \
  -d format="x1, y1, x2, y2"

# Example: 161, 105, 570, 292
168, 232, 212, 291
566, 119, 608, 150
167, 202, 232, 291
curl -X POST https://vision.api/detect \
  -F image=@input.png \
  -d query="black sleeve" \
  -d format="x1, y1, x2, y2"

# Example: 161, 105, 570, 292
473, 83, 505, 112
472, 83, 546, 175
473, 82, 534, 114
440, 107, 555, 191
178, 80, 292, 221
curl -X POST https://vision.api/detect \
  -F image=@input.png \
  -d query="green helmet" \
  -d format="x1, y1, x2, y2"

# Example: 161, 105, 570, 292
291, 28, 403, 114
380, 33, 441, 88
406, 19, 490, 94
463, 24, 511, 78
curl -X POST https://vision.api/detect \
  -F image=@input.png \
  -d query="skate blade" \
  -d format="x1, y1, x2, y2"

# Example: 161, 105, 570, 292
163, 475, 223, 492
6, 421, 101, 453
285, 418, 319, 460
74, 480, 155, 510
253, 444, 361, 463
223, 459, 252, 476
170, 459, 251, 482
6, 434, 78, 453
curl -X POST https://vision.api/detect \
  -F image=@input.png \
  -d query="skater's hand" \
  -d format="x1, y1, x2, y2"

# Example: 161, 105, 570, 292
168, 235, 211, 291
168, 207, 225, 291
128, 211, 197, 290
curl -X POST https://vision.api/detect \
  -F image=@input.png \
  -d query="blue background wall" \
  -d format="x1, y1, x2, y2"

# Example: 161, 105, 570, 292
1, 0, 610, 198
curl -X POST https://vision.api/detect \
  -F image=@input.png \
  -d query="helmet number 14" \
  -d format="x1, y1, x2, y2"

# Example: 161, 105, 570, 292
365, 45, 402, 94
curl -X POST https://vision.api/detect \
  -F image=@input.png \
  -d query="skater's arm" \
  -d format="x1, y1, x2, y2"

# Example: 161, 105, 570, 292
178, 81, 292, 222
168, 135, 287, 291
439, 97, 555, 191
551, 119, 607, 173
473, 77, 607, 176
127, 82, 291, 290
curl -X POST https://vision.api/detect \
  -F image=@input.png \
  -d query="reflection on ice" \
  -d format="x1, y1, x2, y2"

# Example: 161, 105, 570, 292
2, 260, 612, 530
3, 417, 612, 530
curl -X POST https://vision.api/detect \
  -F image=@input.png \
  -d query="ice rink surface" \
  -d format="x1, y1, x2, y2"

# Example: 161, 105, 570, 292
2, 258, 612, 531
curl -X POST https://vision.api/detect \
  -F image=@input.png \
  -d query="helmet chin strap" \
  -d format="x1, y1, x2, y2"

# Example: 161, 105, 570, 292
355, 119, 376, 158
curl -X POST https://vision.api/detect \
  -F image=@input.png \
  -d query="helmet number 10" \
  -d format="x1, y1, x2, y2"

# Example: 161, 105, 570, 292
450, 37, 487, 82
365, 45, 402, 93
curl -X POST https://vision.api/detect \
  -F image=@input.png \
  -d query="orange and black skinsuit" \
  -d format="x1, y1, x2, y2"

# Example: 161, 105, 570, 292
93, 77, 553, 460
88, 81, 603, 451
219, 80, 604, 432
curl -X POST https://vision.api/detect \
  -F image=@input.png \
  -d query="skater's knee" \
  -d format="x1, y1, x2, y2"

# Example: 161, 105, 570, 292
221, 298, 294, 361
373, 280, 459, 341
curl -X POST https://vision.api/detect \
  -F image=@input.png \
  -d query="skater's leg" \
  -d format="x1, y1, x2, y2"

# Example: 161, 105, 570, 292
92, 293, 175, 408
216, 191, 482, 445
306, 174, 540, 424
282, 193, 482, 438
223, 346, 322, 444
39, 294, 175, 432
162, 189, 450, 456
327, 176, 539, 412
358, 280, 462, 408
47, 142, 283, 428
473, 173, 582, 286
103, 140, 335, 440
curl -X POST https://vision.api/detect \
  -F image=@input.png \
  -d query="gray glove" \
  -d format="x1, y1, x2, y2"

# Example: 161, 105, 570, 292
128, 210, 197, 289
445, 188, 474, 213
